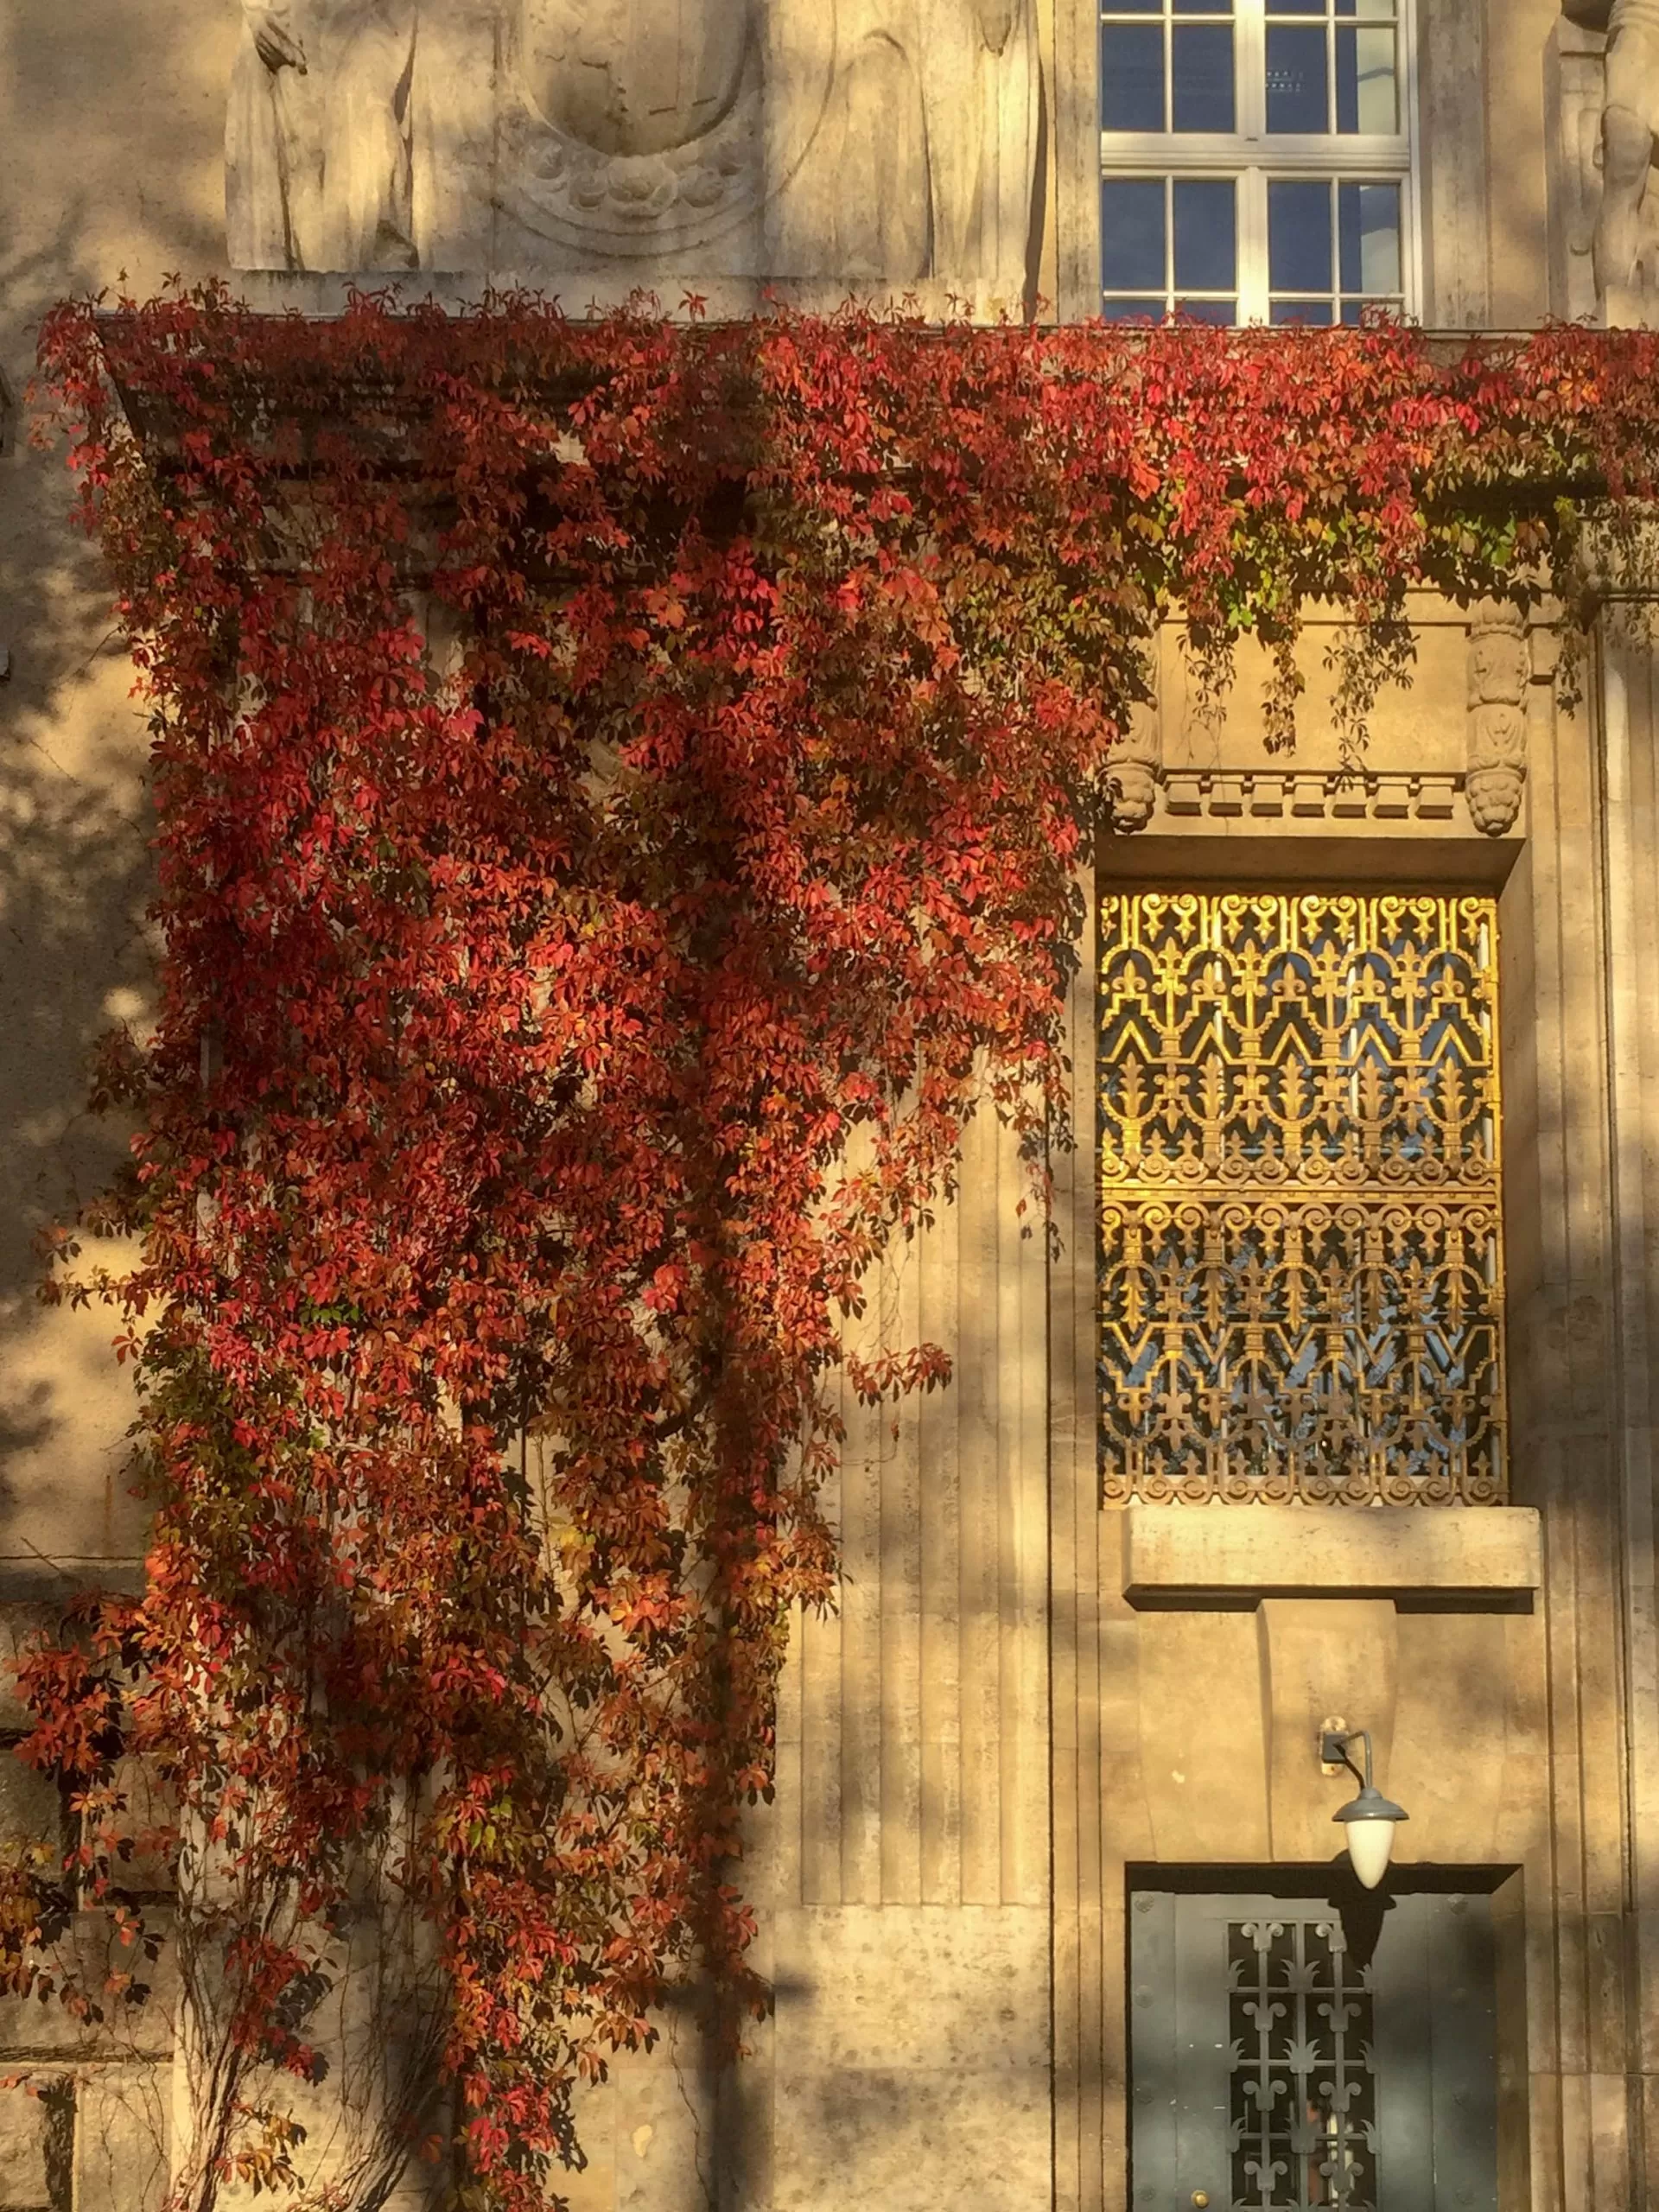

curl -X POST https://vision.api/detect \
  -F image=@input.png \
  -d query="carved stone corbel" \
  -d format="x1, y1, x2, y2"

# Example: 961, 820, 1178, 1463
1466, 603, 1530, 837
1109, 697, 1163, 833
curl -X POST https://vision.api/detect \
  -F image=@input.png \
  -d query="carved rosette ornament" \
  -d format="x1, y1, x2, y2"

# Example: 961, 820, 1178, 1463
1466, 602, 1530, 836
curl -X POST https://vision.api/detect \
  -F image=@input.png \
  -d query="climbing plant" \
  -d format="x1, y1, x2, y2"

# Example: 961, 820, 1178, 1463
9, 288, 1659, 2210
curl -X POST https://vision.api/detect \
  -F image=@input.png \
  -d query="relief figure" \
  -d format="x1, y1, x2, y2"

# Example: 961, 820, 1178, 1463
794, 0, 1039, 286
920, 0, 1039, 294
324, 0, 426, 269
227, 3, 321, 267
226, 0, 429, 271
814, 28, 931, 278
1563, 0, 1659, 296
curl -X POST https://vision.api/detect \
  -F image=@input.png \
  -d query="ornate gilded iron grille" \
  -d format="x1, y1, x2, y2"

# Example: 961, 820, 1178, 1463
1098, 891, 1506, 1504
1228, 1916, 1379, 2210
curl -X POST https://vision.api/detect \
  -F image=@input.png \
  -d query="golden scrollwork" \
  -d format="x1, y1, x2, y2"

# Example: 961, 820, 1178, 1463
1098, 890, 1506, 1506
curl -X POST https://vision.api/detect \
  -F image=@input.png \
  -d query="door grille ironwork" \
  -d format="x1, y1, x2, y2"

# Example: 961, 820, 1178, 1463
1098, 890, 1506, 1504
1228, 1915, 1378, 2209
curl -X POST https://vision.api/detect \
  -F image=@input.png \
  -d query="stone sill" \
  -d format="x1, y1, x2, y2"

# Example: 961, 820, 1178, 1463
1121, 1503, 1542, 1613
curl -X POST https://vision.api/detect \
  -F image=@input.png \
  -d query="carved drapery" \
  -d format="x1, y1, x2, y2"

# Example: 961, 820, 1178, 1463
226, 1, 426, 273
1554, 1, 1659, 318
1098, 891, 1507, 1506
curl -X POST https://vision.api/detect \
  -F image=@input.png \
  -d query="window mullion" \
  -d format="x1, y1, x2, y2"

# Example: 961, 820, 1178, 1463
1238, 0, 1266, 143
1239, 169, 1269, 325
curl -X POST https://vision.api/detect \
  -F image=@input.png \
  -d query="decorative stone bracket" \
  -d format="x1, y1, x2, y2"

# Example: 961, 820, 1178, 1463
1465, 602, 1532, 837
1107, 699, 1162, 831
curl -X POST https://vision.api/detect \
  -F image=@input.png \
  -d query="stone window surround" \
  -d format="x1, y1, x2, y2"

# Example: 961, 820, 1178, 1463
1095, 0, 1421, 326
1052, 0, 1495, 328
1052, 816, 1554, 2212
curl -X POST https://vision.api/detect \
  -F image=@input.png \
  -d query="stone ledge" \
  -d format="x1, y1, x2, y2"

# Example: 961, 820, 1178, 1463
1122, 1504, 1542, 1612
0, 1558, 145, 1604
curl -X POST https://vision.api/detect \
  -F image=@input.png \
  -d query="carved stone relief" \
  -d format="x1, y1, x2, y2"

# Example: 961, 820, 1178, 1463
227, 3, 427, 272
1465, 602, 1530, 837
225, 0, 1042, 292
1552, 1, 1659, 321
1107, 700, 1162, 832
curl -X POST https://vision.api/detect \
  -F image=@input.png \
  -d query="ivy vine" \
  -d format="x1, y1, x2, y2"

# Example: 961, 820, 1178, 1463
7, 288, 1659, 2211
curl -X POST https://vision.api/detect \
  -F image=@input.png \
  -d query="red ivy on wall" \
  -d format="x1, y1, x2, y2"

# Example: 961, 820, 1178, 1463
10, 289, 1659, 2209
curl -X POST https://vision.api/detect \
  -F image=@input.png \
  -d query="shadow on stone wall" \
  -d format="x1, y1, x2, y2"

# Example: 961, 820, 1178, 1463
0, 262, 172, 1557
0, 0, 234, 1560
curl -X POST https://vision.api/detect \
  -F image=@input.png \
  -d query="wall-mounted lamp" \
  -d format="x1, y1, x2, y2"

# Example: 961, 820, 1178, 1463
1321, 1729, 1408, 1890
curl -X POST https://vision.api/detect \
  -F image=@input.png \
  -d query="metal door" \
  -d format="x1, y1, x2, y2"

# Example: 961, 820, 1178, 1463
1128, 1885, 1497, 2212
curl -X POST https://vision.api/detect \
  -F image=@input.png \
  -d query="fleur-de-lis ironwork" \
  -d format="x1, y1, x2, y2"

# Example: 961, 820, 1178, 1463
1226, 1916, 1380, 2209
1099, 891, 1507, 1505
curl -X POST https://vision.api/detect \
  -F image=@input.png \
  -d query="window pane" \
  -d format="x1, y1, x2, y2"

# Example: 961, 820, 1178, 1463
1172, 22, 1235, 130
1338, 180, 1401, 292
1268, 179, 1332, 291
1173, 0, 1232, 13
1271, 300, 1335, 323
1173, 178, 1236, 290
1102, 179, 1167, 290
1336, 25, 1396, 130
1176, 298, 1237, 323
1266, 23, 1327, 131
1102, 23, 1165, 129
1103, 298, 1165, 320
1105, 0, 1161, 10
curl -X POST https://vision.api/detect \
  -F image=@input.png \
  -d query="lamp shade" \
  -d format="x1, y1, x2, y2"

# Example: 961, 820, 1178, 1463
1332, 1783, 1409, 1890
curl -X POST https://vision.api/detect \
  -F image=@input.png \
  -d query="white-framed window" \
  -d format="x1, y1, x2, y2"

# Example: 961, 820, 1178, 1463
1098, 0, 1418, 326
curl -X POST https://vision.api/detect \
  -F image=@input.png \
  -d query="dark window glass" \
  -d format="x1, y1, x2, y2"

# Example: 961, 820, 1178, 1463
1103, 298, 1164, 320
1271, 300, 1335, 323
1102, 179, 1168, 291
1268, 178, 1332, 292
1172, 23, 1235, 130
1266, 23, 1327, 131
1176, 297, 1237, 323
1173, 178, 1236, 290
1338, 180, 1401, 291
1101, 22, 1166, 129
1107, 0, 1161, 11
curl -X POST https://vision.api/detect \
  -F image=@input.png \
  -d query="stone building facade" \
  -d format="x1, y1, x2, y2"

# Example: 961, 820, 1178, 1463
1, 3, 1657, 2209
